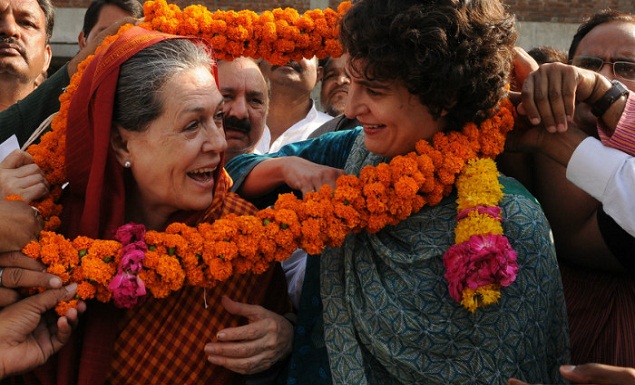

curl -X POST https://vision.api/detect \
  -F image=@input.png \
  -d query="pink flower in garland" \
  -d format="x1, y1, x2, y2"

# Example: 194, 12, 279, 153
109, 272, 146, 308
109, 222, 148, 308
443, 234, 518, 303
120, 244, 146, 273
115, 222, 146, 244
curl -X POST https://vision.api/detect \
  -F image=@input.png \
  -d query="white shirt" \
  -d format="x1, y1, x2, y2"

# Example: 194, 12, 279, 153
255, 100, 331, 154
567, 137, 635, 237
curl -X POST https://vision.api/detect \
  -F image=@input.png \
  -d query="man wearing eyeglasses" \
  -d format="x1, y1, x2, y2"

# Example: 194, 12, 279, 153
567, 10, 635, 134
509, 9, 635, 371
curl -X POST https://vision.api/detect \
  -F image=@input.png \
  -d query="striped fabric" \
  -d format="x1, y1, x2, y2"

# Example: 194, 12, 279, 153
561, 262, 635, 367
599, 92, 635, 156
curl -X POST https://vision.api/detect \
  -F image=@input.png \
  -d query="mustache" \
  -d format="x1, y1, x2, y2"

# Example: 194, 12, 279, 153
330, 84, 349, 95
271, 61, 302, 73
224, 116, 252, 133
0, 37, 24, 54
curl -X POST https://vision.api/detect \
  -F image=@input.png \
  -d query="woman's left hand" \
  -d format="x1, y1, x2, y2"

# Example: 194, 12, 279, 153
204, 296, 294, 375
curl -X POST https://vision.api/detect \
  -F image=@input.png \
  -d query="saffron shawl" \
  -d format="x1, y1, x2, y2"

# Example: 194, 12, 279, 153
17, 27, 291, 385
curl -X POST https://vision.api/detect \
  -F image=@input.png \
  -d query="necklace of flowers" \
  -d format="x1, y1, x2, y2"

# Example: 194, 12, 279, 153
16, 1, 518, 315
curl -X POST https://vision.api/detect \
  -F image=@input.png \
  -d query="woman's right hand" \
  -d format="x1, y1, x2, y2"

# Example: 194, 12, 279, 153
278, 157, 345, 197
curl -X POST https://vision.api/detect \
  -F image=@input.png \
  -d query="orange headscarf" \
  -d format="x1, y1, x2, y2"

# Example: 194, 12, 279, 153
62, 26, 224, 239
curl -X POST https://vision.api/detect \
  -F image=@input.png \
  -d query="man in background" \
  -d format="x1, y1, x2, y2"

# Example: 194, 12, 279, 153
256, 57, 330, 153
218, 57, 269, 162
319, 53, 350, 117
78, 0, 142, 50
0, 0, 53, 111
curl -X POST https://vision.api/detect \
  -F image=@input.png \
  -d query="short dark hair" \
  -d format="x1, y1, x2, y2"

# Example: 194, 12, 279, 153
82, 0, 143, 38
568, 9, 635, 62
527, 46, 568, 65
340, 0, 517, 132
37, 0, 55, 43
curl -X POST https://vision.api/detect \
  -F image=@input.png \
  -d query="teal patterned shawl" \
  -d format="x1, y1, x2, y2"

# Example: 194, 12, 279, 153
319, 134, 569, 385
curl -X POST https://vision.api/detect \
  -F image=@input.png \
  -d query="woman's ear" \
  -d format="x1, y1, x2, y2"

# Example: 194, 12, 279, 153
110, 125, 131, 166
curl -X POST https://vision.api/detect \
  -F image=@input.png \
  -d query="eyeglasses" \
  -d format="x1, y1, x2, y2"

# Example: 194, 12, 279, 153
571, 56, 635, 81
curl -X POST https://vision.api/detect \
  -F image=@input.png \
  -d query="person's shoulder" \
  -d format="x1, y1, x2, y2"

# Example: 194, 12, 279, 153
500, 175, 537, 203
309, 116, 360, 139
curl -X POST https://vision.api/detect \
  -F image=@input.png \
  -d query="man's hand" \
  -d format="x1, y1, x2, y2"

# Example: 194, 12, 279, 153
0, 150, 49, 202
0, 251, 63, 307
0, 283, 84, 379
0, 200, 43, 253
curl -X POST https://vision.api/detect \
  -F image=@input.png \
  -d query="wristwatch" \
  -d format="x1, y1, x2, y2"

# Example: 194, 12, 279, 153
591, 79, 630, 117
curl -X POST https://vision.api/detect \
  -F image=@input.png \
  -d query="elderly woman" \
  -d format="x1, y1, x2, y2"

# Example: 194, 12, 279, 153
225, 0, 569, 384
16, 26, 293, 385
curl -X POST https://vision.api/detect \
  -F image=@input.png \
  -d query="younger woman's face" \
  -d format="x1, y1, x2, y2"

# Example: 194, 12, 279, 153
344, 60, 445, 158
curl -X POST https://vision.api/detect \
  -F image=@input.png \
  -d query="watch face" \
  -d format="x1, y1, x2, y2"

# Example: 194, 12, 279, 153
591, 80, 629, 117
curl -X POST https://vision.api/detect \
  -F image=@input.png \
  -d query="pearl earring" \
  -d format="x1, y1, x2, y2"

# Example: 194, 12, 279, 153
124, 160, 131, 168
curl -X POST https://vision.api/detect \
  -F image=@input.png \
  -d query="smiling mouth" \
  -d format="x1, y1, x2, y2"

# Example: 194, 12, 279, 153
187, 167, 216, 182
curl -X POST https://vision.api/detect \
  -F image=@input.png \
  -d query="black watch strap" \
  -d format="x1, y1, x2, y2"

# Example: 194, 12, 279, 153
591, 79, 629, 117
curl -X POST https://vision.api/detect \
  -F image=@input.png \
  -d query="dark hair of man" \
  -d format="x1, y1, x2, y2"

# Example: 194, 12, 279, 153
82, 0, 143, 38
318, 56, 331, 68
568, 10, 635, 62
339, 0, 517, 132
37, 0, 55, 43
527, 46, 568, 65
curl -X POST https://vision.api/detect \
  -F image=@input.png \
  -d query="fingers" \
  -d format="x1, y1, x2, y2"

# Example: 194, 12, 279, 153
0, 287, 21, 307
0, 250, 46, 271
519, 63, 578, 133
0, 251, 62, 307
14, 283, 77, 314
54, 304, 83, 350
30, 284, 79, 353
0, 164, 50, 202
206, 348, 274, 374
511, 47, 539, 91
0, 150, 34, 169
0, 266, 62, 290
207, 300, 295, 374
561, 363, 635, 384
0, 202, 44, 252
220, 295, 261, 320
0, 251, 61, 289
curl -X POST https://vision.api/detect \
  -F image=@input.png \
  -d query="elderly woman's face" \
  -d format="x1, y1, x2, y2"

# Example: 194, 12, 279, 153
344, 61, 444, 158
119, 66, 226, 219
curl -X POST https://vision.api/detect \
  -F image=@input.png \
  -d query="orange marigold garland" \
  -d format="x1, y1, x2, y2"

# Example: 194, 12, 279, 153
140, 0, 351, 65
18, 1, 519, 315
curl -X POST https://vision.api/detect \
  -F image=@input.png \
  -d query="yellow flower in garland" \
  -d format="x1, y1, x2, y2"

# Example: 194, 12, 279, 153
17, 1, 519, 315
